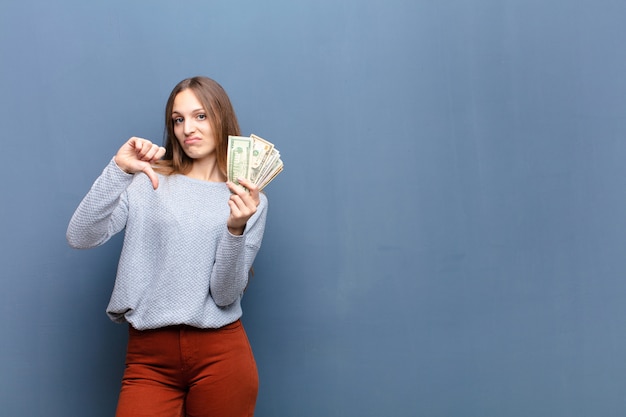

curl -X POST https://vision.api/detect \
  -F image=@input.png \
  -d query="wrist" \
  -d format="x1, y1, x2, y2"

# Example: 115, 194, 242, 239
227, 225, 245, 236
113, 156, 132, 174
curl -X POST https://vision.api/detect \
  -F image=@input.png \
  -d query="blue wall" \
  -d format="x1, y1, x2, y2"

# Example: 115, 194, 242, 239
2, 0, 626, 416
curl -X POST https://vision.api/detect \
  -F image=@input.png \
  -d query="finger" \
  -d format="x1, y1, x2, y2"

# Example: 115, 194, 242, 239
228, 199, 242, 217
227, 182, 256, 209
228, 193, 246, 212
226, 181, 246, 195
154, 146, 166, 161
230, 196, 257, 224
135, 139, 156, 160
143, 165, 160, 190
130, 137, 147, 152
238, 177, 258, 188
116, 137, 143, 172
140, 145, 157, 161
227, 202, 247, 234
236, 178, 260, 206
236, 177, 257, 192
228, 179, 257, 197
228, 195, 254, 218
227, 199, 247, 225
142, 144, 163, 162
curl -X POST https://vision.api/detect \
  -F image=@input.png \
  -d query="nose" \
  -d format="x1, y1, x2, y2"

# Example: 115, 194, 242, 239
183, 118, 196, 135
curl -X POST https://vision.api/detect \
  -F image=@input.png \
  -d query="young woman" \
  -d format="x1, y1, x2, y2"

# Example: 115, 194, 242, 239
67, 76, 267, 417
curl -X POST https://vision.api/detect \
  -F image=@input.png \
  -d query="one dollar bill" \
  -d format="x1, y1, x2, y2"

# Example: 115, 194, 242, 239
227, 134, 283, 190
227, 135, 253, 186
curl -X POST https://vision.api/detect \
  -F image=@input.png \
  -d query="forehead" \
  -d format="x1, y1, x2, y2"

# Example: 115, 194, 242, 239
172, 89, 204, 113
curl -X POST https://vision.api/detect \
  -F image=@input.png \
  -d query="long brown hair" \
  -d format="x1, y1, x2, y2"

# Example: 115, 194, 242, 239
156, 76, 240, 176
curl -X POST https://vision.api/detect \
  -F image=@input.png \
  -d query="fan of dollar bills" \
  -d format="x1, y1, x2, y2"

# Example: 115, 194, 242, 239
227, 134, 283, 190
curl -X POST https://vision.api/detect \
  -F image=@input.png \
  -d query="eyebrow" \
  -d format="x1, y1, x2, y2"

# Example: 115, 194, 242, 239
171, 108, 205, 115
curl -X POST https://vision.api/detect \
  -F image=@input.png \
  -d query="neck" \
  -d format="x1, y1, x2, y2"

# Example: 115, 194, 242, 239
186, 158, 225, 182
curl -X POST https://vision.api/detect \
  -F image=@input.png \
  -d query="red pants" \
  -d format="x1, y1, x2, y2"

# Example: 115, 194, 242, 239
115, 320, 258, 417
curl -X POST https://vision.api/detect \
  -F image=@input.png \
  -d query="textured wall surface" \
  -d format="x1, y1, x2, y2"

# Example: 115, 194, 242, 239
2, 1, 626, 416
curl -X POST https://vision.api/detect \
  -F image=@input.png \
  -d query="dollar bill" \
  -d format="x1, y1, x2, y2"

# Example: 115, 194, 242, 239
227, 135, 253, 185
248, 134, 274, 185
227, 133, 283, 190
258, 160, 283, 190
257, 148, 279, 184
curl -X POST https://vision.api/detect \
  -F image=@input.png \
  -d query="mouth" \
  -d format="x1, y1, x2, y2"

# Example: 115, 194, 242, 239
184, 136, 201, 145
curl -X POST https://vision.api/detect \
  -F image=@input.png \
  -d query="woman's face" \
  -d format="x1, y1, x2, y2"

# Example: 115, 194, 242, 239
172, 89, 216, 162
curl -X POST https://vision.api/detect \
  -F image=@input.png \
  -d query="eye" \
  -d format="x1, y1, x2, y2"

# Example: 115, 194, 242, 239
173, 117, 183, 124
197, 114, 206, 121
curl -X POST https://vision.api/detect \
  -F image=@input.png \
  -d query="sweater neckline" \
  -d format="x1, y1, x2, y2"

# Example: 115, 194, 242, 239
174, 174, 228, 187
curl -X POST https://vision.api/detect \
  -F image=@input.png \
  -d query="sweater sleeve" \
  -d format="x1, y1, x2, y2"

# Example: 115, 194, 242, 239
66, 158, 134, 249
209, 193, 268, 307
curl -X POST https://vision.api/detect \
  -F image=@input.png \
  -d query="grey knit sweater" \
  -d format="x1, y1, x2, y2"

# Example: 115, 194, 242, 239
67, 158, 268, 330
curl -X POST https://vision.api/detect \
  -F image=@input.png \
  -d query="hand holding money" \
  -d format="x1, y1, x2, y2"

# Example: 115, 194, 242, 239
227, 134, 283, 190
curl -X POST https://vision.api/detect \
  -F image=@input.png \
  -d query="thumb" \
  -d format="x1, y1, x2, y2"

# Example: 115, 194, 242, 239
142, 164, 160, 190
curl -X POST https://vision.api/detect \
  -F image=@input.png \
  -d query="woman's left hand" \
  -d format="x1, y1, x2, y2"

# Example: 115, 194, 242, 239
226, 178, 260, 235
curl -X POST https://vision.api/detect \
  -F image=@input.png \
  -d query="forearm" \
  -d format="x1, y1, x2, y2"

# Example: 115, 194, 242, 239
210, 194, 268, 306
66, 158, 132, 248
210, 230, 256, 306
